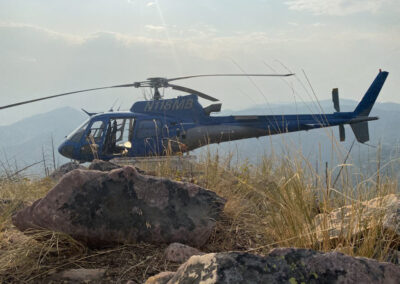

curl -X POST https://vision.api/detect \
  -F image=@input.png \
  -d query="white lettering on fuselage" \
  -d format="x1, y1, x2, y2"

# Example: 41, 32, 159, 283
144, 101, 154, 111
144, 98, 194, 112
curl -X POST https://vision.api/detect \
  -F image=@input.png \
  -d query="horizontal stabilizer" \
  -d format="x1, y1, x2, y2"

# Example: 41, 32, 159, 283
350, 121, 369, 143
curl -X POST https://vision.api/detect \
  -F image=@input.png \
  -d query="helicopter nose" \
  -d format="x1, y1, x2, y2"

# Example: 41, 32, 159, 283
58, 141, 75, 159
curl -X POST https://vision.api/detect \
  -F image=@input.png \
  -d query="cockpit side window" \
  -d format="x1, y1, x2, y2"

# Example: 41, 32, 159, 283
68, 120, 89, 143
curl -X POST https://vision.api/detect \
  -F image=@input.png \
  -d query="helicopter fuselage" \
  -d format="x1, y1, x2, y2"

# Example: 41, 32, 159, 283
58, 66, 387, 165
0, 70, 387, 163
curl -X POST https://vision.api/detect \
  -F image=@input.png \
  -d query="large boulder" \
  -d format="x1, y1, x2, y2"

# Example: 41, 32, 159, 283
313, 194, 399, 242
146, 248, 400, 284
12, 166, 225, 247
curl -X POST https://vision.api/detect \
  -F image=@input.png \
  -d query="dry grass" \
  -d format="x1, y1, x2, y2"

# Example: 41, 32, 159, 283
0, 148, 399, 282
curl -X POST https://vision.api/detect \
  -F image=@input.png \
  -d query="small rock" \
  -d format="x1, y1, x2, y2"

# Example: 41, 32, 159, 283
49, 162, 86, 180
143, 271, 175, 284
146, 248, 400, 284
50, 268, 106, 281
13, 166, 226, 247
165, 242, 204, 263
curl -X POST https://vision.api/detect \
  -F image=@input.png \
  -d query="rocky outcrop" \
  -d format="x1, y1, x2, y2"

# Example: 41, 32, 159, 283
12, 166, 225, 247
49, 162, 86, 180
146, 248, 400, 284
88, 159, 122, 172
313, 194, 399, 242
164, 242, 204, 263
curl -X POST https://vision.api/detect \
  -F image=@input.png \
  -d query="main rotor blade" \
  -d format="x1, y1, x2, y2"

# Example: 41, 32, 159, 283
168, 84, 219, 102
167, 73, 294, 82
0, 83, 136, 110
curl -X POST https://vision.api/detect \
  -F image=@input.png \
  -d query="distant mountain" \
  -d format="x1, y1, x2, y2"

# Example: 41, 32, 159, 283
1, 100, 399, 178
0, 107, 87, 175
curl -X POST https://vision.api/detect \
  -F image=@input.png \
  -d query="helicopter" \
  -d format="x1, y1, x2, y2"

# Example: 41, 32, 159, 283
0, 70, 388, 162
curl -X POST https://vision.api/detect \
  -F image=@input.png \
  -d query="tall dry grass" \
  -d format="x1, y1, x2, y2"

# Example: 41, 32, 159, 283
135, 145, 399, 261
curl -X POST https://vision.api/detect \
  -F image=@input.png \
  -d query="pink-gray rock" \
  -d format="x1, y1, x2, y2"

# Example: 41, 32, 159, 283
165, 242, 204, 263
146, 248, 400, 284
313, 194, 400, 242
12, 166, 225, 247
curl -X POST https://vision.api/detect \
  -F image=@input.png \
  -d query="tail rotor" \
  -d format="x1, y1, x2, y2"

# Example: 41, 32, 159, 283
332, 88, 346, 141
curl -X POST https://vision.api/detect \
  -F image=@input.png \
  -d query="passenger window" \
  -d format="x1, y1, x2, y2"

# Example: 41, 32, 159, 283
114, 119, 134, 143
137, 120, 161, 139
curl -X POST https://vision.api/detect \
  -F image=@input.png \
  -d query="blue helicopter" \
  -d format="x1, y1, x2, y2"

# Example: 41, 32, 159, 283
0, 71, 388, 162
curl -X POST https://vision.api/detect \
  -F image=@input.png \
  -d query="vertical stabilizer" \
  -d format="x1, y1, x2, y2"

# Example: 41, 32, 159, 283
353, 70, 389, 116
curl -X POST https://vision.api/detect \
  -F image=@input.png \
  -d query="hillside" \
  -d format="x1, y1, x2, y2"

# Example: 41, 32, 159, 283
0, 107, 86, 174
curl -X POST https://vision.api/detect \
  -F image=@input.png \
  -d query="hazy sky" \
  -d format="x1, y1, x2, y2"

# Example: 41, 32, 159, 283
0, 0, 399, 125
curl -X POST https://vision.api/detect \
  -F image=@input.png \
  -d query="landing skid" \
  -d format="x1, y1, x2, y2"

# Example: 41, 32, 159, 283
110, 155, 197, 172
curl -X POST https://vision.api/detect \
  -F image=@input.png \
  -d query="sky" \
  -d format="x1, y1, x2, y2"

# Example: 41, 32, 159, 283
0, 0, 399, 125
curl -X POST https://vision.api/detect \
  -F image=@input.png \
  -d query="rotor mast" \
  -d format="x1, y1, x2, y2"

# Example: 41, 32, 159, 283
153, 87, 162, 100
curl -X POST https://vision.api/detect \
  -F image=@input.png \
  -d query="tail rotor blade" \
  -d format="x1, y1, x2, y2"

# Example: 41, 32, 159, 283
332, 88, 340, 112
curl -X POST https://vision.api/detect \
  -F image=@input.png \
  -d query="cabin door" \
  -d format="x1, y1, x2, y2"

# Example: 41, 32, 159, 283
134, 119, 162, 156
102, 118, 135, 158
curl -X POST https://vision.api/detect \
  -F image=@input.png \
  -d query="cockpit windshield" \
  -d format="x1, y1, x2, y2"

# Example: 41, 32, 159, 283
67, 119, 89, 142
